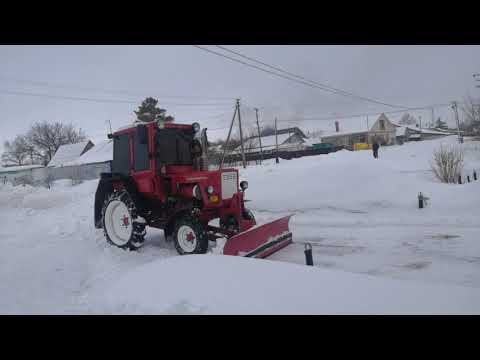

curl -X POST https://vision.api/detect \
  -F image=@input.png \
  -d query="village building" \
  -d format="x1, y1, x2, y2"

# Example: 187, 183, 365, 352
232, 127, 307, 155
368, 113, 397, 145
47, 141, 94, 167
392, 124, 450, 142
315, 117, 371, 150
314, 113, 447, 149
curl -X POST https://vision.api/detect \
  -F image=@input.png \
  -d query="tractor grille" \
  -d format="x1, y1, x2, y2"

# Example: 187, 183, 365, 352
221, 172, 237, 199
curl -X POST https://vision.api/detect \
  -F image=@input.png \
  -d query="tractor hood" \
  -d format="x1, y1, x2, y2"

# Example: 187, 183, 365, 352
171, 168, 239, 201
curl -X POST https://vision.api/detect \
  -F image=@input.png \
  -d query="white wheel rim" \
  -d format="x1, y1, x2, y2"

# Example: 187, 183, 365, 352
104, 200, 132, 246
177, 225, 197, 253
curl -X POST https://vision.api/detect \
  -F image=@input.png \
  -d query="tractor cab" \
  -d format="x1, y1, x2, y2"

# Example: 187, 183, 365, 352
110, 121, 206, 177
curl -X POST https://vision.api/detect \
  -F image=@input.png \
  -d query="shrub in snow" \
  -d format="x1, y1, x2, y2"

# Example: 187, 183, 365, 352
430, 145, 464, 183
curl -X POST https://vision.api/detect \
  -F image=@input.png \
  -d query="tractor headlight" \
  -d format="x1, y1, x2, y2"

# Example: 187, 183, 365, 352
193, 185, 202, 200
206, 185, 214, 195
192, 122, 201, 133
240, 181, 248, 191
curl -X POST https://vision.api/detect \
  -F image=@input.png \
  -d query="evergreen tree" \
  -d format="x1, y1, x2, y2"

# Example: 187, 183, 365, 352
134, 97, 174, 123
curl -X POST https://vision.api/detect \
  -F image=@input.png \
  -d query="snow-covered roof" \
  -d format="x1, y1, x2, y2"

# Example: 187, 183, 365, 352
0, 164, 44, 173
321, 129, 369, 138
396, 126, 408, 136
390, 121, 450, 137
306, 116, 371, 138
64, 140, 112, 166
417, 128, 450, 135
233, 133, 302, 153
48, 142, 92, 167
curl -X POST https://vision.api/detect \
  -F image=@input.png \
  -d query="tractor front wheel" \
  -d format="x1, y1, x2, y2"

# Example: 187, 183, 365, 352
173, 216, 208, 255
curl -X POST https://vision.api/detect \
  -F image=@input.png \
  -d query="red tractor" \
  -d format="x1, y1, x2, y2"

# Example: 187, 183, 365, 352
94, 120, 292, 257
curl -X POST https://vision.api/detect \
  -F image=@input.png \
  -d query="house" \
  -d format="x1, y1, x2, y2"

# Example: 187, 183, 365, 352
48, 141, 94, 167
233, 129, 307, 155
276, 127, 307, 139
368, 113, 397, 145
62, 140, 112, 167
392, 124, 449, 142
314, 113, 398, 149
313, 119, 370, 150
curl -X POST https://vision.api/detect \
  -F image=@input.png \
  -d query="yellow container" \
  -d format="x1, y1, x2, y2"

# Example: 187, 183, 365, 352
353, 143, 372, 151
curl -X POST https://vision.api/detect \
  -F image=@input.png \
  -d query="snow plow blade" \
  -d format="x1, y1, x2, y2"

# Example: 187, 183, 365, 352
223, 215, 293, 258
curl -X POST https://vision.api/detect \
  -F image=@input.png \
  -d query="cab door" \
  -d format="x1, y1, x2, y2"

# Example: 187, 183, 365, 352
132, 124, 155, 193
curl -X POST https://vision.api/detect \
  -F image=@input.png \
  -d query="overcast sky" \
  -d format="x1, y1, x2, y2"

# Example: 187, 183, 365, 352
1, 45, 479, 151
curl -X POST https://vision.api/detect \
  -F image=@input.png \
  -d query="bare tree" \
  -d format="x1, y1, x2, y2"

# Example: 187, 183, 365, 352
431, 145, 464, 183
1, 136, 30, 166
399, 113, 418, 126
26, 121, 87, 164
460, 95, 480, 135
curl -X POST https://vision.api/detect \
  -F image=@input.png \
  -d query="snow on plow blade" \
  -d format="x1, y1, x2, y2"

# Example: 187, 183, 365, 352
223, 215, 293, 258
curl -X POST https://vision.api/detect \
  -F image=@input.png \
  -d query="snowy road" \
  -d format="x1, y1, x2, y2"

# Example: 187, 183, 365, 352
1, 136, 479, 313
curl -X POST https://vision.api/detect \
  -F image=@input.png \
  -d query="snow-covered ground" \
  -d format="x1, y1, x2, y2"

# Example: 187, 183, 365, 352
1, 136, 479, 314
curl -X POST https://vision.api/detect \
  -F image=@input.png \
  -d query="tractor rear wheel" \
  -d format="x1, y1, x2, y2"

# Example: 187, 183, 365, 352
173, 216, 208, 255
102, 190, 146, 251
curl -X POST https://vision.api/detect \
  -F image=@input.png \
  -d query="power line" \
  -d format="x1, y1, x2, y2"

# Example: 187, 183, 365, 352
276, 102, 455, 123
0, 75, 235, 101
0, 89, 233, 106
215, 45, 411, 109
194, 45, 410, 110
197, 109, 236, 120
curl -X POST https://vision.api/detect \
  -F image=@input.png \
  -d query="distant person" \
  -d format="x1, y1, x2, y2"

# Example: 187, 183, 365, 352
372, 141, 379, 159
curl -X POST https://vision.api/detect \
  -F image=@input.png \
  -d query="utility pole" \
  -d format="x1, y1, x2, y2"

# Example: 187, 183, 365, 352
431, 107, 435, 128
254, 108, 263, 164
275, 117, 279, 164
219, 103, 238, 169
236, 99, 247, 169
419, 115, 422, 130
452, 101, 462, 143
366, 115, 369, 130
106, 120, 113, 134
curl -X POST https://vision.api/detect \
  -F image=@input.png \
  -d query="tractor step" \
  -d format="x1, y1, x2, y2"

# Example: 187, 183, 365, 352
222, 215, 293, 258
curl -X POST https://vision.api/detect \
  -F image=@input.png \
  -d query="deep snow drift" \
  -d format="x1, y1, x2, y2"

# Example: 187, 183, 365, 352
1, 136, 479, 314
88, 255, 480, 315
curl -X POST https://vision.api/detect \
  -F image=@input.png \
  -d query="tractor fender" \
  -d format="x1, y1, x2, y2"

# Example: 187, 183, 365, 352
94, 175, 114, 228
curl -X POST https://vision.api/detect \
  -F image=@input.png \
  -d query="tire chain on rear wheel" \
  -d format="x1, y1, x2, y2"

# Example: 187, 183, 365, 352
101, 189, 146, 251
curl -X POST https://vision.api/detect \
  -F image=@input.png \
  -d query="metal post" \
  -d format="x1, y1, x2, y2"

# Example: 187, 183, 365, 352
304, 243, 313, 266
219, 104, 238, 170
418, 192, 424, 209
452, 101, 462, 143
236, 99, 247, 169
474, 170, 477, 181
275, 117, 279, 164
458, 174, 462, 184
254, 108, 263, 164
467, 175, 470, 183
